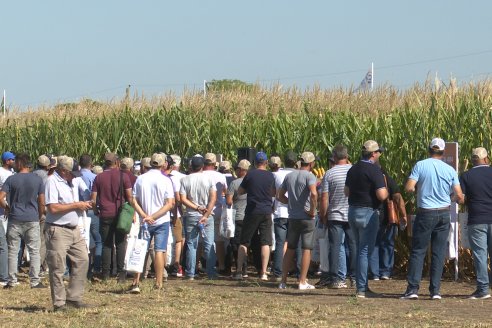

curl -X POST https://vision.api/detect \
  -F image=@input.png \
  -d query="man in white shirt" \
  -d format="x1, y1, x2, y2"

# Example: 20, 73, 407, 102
271, 152, 297, 280
168, 154, 186, 277
129, 153, 175, 292
0, 151, 14, 286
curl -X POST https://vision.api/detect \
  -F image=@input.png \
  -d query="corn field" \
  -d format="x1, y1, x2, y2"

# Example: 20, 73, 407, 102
4, 81, 492, 277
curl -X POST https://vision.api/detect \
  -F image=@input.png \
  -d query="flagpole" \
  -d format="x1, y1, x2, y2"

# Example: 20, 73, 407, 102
371, 62, 374, 91
203, 80, 207, 98
2, 90, 5, 117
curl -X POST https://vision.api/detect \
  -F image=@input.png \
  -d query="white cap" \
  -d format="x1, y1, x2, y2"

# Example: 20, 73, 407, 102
429, 138, 445, 151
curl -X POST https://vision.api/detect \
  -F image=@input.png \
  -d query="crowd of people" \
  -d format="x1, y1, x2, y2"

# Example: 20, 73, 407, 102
0, 136, 491, 312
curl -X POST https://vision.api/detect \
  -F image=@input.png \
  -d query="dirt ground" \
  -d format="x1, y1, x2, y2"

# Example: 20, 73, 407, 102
0, 271, 491, 328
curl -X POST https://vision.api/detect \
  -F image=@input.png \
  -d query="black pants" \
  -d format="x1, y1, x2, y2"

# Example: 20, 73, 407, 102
99, 217, 127, 275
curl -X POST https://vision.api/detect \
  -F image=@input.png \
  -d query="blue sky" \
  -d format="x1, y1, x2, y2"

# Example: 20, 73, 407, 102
2, 1, 491, 108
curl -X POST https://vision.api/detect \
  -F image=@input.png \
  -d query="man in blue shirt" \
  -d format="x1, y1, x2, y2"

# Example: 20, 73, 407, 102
79, 154, 101, 277
459, 147, 492, 299
401, 138, 464, 300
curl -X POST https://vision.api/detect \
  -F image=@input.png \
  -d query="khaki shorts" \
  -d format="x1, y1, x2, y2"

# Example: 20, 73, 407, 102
171, 217, 183, 242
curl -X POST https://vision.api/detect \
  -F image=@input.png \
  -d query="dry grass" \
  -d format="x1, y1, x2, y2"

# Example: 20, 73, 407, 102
1, 272, 492, 327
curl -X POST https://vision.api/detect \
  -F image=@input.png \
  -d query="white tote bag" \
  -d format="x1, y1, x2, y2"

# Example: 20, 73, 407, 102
124, 236, 149, 273
77, 211, 91, 253
220, 207, 236, 238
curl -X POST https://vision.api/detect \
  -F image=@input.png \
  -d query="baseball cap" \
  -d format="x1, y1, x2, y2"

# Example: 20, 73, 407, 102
269, 156, 282, 167
92, 165, 103, 175
255, 151, 268, 162
429, 138, 445, 151
151, 153, 166, 167
300, 152, 316, 164
362, 140, 384, 153
237, 159, 251, 170
57, 156, 74, 171
204, 153, 217, 165
104, 152, 118, 164
120, 157, 134, 170
1, 151, 15, 162
191, 156, 205, 169
219, 160, 231, 171
38, 155, 50, 167
171, 154, 181, 166
141, 157, 151, 168
284, 150, 297, 164
472, 147, 488, 159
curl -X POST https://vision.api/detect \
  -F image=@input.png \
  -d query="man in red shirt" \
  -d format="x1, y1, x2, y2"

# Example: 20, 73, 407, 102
91, 153, 132, 282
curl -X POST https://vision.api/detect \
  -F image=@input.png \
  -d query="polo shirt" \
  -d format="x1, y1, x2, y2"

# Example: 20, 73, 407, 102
409, 158, 459, 209
80, 168, 96, 191
460, 165, 492, 225
133, 169, 175, 225
92, 168, 132, 218
180, 172, 216, 217
345, 160, 386, 209
45, 171, 79, 226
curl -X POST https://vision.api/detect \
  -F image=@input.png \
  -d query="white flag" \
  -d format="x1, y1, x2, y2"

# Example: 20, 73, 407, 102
357, 70, 373, 91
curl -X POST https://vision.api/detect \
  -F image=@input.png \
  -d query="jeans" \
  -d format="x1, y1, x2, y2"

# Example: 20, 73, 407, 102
468, 224, 492, 294
184, 215, 216, 278
88, 211, 102, 272
7, 220, 41, 286
273, 218, 288, 277
369, 224, 397, 278
328, 221, 356, 282
99, 217, 127, 276
348, 206, 379, 292
0, 216, 8, 282
406, 209, 450, 295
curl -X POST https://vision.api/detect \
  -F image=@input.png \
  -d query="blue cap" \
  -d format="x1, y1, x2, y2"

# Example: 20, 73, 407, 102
1, 151, 15, 162
255, 151, 268, 162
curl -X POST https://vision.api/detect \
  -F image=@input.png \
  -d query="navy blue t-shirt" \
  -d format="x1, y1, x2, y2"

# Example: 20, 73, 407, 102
460, 165, 492, 225
240, 169, 275, 215
345, 160, 386, 209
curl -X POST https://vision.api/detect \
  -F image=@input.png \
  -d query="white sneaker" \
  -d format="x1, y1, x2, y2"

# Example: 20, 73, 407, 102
299, 282, 315, 290
278, 282, 286, 289
260, 273, 268, 281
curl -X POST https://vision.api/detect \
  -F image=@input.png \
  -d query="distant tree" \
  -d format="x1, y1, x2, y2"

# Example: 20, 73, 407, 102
206, 79, 256, 92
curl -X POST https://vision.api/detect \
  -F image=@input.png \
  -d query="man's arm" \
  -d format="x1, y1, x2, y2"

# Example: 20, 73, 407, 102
452, 184, 465, 204
132, 196, 147, 220
0, 191, 8, 210
90, 191, 98, 214
47, 201, 92, 215
307, 183, 318, 218
143, 198, 175, 225
238, 186, 246, 196
393, 192, 407, 226
375, 187, 389, 201
319, 192, 329, 225
124, 188, 133, 204
38, 194, 45, 220
226, 193, 233, 206
344, 186, 350, 197
199, 189, 217, 224
405, 179, 417, 193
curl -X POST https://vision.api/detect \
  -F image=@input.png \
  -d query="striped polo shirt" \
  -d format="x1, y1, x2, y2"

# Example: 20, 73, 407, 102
321, 164, 352, 222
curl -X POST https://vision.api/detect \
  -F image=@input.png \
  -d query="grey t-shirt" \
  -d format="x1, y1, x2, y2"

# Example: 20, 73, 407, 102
2, 173, 44, 222
280, 169, 317, 220
226, 177, 247, 221
180, 172, 216, 217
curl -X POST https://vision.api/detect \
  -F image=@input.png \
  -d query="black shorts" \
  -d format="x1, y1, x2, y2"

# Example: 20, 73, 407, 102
240, 214, 272, 247
286, 219, 315, 250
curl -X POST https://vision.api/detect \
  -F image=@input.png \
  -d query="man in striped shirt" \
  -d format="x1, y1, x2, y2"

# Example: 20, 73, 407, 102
319, 145, 356, 288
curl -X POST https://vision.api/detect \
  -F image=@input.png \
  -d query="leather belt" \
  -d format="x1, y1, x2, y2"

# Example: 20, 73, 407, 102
418, 206, 450, 212
47, 223, 77, 230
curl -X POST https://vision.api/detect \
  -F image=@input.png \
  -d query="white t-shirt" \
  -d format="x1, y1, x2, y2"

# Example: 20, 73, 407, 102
202, 169, 227, 207
273, 168, 295, 219
0, 167, 13, 217
133, 169, 175, 225
170, 170, 186, 218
